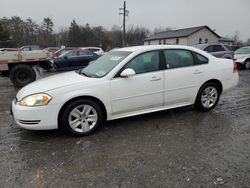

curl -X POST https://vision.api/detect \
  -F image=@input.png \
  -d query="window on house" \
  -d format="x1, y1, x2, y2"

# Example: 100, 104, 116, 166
205, 38, 208, 43
199, 38, 202, 44
148, 41, 151, 45
163, 39, 166, 44
159, 40, 162, 45
176, 38, 179, 44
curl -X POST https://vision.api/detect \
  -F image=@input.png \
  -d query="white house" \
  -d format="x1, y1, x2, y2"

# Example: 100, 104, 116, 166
144, 26, 221, 46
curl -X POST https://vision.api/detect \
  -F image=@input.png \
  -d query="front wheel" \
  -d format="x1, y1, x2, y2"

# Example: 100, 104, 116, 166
195, 83, 221, 112
61, 99, 103, 136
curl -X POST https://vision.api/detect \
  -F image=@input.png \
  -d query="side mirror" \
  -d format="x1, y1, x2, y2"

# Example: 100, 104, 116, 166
120, 68, 136, 77
64, 56, 68, 59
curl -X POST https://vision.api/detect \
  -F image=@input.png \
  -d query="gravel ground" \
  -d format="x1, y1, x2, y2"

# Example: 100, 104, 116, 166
0, 70, 249, 188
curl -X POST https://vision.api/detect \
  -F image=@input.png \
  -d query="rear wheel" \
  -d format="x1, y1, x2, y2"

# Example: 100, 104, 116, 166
245, 60, 250, 69
61, 99, 103, 136
9, 64, 36, 87
195, 83, 220, 112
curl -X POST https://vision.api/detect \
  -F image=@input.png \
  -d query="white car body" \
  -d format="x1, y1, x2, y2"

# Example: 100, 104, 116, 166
12, 45, 239, 130
234, 54, 250, 65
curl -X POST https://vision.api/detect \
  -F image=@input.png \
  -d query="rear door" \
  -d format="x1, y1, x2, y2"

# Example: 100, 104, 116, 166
163, 49, 207, 106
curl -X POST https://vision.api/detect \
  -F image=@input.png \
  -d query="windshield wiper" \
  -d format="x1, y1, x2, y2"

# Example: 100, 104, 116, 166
78, 71, 99, 78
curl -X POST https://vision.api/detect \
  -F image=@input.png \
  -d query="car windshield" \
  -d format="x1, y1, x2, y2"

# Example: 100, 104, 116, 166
79, 51, 131, 78
59, 50, 76, 57
235, 47, 250, 54
193, 44, 207, 50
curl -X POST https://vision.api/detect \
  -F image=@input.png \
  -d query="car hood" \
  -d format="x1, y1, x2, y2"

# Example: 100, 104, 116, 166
16, 71, 89, 100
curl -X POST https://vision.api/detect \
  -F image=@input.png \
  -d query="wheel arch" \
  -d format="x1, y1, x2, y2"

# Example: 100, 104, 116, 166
57, 95, 107, 129
196, 79, 223, 99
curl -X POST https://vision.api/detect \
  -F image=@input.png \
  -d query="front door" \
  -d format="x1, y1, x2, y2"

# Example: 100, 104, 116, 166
110, 50, 164, 115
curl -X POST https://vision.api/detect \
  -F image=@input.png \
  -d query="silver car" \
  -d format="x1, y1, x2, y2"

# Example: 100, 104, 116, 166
194, 43, 234, 59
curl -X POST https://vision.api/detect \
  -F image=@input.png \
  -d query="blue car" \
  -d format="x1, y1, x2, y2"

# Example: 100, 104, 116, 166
50, 49, 101, 71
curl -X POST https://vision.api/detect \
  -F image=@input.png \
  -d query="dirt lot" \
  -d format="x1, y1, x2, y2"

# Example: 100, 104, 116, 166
0, 70, 250, 188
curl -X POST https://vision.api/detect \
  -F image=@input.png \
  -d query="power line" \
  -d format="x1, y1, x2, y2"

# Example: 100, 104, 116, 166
119, 1, 129, 47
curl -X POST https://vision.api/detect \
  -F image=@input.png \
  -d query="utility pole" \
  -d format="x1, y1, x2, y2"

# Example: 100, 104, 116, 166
119, 1, 129, 47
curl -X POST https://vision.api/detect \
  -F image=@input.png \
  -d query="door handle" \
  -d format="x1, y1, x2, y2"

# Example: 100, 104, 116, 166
193, 70, 203, 74
150, 77, 162, 81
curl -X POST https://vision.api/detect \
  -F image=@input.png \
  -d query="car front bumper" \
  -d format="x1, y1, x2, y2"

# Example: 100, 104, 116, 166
12, 100, 59, 130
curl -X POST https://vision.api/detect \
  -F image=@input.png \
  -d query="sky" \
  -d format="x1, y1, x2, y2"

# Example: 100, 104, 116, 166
0, 0, 249, 41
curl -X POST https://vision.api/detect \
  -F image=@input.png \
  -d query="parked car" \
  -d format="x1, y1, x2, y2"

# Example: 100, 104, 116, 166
194, 43, 234, 59
81, 47, 104, 55
20, 45, 40, 51
234, 46, 250, 69
53, 47, 77, 57
12, 45, 238, 136
50, 49, 100, 71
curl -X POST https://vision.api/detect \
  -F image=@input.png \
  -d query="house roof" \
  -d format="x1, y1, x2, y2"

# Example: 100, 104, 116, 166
144, 25, 221, 41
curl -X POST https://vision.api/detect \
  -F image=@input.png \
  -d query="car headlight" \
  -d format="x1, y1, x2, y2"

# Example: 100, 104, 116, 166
20, 94, 52, 107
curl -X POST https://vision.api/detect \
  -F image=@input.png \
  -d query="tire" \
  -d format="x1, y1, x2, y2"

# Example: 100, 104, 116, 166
194, 82, 221, 112
9, 64, 36, 87
244, 60, 250, 69
61, 99, 103, 136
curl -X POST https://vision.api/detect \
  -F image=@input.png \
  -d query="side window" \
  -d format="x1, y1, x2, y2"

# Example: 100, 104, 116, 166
163, 49, 194, 69
124, 51, 160, 74
67, 51, 78, 57
79, 50, 92, 56
205, 45, 214, 53
214, 45, 225, 52
194, 52, 209, 65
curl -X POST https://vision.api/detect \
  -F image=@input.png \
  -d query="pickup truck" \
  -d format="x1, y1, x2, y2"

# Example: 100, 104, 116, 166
0, 49, 52, 87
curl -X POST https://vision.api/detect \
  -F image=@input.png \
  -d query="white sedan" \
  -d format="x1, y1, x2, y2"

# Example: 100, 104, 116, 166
12, 45, 239, 136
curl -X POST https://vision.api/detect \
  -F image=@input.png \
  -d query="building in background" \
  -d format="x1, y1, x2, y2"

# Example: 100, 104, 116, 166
144, 25, 220, 46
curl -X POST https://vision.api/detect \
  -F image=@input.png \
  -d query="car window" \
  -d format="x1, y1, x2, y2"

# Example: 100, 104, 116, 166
123, 51, 160, 74
79, 50, 92, 56
214, 45, 225, 52
194, 53, 209, 65
163, 49, 194, 69
66, 51, 78, 57
205, 46, 214, 53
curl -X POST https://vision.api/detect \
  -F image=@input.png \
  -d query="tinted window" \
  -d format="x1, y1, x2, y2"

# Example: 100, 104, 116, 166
194, 53, 209, 65
79, 50, 92, 56
163, 50, 194, 69
66, 51, 78, 57
205, 46, 214, 53
124, 51, 160, 74
214, 45, 225, 52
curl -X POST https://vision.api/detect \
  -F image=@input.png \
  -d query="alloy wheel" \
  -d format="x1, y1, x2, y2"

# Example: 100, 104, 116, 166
201, 86, 218, 108
68, 104, 98, 133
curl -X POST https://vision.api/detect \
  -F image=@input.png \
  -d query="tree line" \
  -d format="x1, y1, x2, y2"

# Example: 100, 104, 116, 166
0, 16, 150, 50
1, 16, 249, 50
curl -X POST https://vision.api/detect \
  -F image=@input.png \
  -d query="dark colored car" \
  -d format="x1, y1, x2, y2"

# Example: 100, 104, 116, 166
53, 47, 77, 57
194, 43, 234, 59
50, 49, 101, 71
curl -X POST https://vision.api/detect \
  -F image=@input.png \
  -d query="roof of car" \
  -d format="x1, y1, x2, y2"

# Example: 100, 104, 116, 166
115, 45, 198, 52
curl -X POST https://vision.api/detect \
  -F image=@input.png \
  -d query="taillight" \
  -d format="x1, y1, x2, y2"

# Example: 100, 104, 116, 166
233, 61, 238, 73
